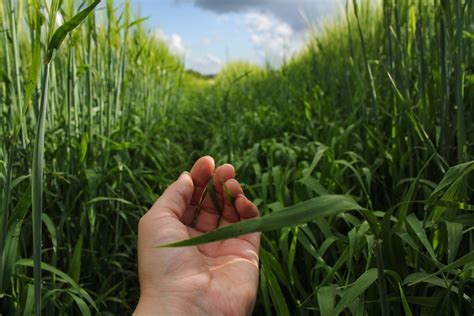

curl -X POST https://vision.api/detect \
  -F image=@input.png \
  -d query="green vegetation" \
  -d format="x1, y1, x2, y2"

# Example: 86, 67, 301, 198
1, 0, 473, 315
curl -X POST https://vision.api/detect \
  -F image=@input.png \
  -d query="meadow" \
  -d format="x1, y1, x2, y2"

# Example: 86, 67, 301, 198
0, 0, 473, 315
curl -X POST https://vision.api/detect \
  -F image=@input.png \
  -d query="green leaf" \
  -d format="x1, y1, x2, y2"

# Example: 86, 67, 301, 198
46, 0, 101, 63
191, 183, 208, 227
398, 283, 413, 316
127, 16, 150, 29
296, 227, 327, 268
259, 267, 272, 315
10, 175, 31, 190
333, 268, 378, 314
406, 251, 474, 286
428, 199, 474, 211
404, 273, 454, 292
41, 214, 57, 253
463, 30, 474, 40
300, 176, 329, 196
288, 227, 298, 275
223, 181, 235, 207
16, 259, 77, 286
68, 233, 84, 283
429, 161, 474, 201
352, 0, 359, 17
445, 221, 463, 263
1, 186, 30, 292
405, 214, 437, 261
87, 196, 136, 207
24, 10, 42, 112
1, 220, 22, 293
301, 247, 350, 307
317, 285, 335, 316
260, 251, 290, 316
8, 185, 31, 227
79, 132, 89, 164
396, 155, 435, 231
429, 161, 474, 221
22, 284, 35, 316
304, 100, 312, 121
207, 176, 222, 215
358, 209, 380, 238
160, 195, 363, 247
69, 291, 91, 316
15, 259, 98, 311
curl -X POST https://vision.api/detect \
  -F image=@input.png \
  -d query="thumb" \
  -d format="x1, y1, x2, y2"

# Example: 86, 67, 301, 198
150, 172, 194, 219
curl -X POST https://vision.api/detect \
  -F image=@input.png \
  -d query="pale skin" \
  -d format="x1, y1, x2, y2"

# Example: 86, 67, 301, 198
134, 156, 261, 315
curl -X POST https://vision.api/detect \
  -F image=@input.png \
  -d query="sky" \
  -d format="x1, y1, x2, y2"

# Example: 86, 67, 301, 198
132, 0, 344, 75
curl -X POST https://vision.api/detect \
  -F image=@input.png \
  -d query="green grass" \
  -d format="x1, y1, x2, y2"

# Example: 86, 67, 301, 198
0, 0, 473, 314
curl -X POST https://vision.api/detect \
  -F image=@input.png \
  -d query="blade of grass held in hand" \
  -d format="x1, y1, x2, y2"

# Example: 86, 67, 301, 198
223, 181, 235, 207
191, 184, 208, 227
207, 176, 223, 216
204, 176, 224, 226
160, 194, 363, 247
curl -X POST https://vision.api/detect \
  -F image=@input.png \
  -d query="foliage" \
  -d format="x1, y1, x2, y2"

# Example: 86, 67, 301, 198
0, 0, 473, 314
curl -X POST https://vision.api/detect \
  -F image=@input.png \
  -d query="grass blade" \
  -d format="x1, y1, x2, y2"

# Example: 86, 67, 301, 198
405, 214, 437, 261
31, 62, 50, 316
160, 195, 363, 247
332, 268, 378, 314
317, 285, 335, 316
398, 283, 413, 316
46, 0, 101, 63
446, 221, 463, 263
407, 251, 474, 286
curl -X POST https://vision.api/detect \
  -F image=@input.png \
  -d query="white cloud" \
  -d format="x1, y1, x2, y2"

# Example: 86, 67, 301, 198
154, 28, 223, 74
154, 28, 190, 57
245, 12, 273, 32
244, 11, 303, 67
275, 23, 293, 37
168, 34, 187, 56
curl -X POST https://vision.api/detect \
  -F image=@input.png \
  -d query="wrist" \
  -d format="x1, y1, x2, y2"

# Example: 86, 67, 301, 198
134, 294, 205, 316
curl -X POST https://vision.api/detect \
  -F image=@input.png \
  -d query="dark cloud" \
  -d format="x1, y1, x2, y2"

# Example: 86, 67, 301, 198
175, 0, 340, 31
192, 0, 272, 13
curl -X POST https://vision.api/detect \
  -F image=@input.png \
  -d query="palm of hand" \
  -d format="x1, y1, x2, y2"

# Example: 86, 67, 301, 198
137, 157, 260, 315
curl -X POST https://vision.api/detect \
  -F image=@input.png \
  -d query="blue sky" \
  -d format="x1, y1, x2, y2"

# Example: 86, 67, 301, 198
132, 0, 342, 74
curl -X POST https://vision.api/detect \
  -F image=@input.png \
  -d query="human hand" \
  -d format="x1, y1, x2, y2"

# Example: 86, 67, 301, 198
134, 156, 261, 315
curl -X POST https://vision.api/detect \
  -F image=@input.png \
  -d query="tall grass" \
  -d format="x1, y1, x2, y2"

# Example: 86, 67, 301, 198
0, 0, 473, 315
1, 0, 184, 313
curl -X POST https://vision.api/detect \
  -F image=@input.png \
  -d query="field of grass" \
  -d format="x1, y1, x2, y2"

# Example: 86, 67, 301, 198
0, 0, 473, 315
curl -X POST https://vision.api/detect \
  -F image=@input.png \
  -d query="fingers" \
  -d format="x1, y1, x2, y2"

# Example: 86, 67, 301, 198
150, 172, 194, 219
180, 156, 215, 225
189, 156, 215, 206
234, 194, 261, 251
213, 164, 235, 194
152, 155, 259, 239
218, 189, 260, 226
218, 179, 243, 225
215, 191, 261, 253
234, 194, 259, 219
193, 164, 234, 232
